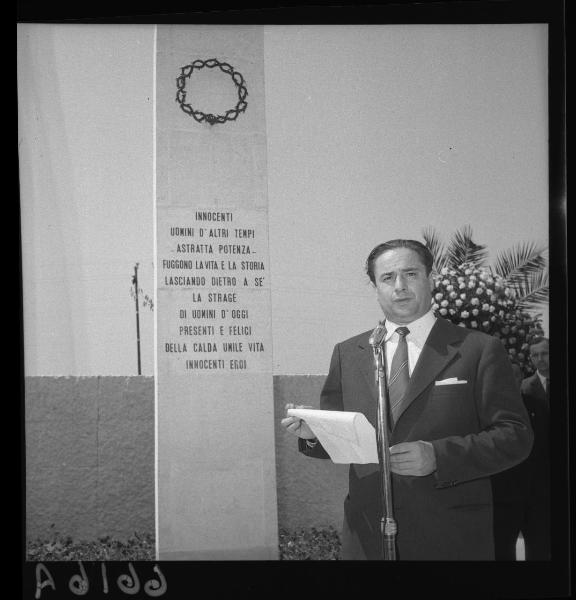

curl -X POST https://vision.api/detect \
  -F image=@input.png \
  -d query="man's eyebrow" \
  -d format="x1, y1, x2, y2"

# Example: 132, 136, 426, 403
379, 266, 423, 275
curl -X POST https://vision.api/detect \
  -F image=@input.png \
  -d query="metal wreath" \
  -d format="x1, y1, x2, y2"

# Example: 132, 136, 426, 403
175, 58, 248, 125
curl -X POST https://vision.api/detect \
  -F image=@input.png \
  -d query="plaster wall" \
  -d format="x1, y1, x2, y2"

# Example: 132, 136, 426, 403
25, 376, 154, 541
25, 375, 345, 541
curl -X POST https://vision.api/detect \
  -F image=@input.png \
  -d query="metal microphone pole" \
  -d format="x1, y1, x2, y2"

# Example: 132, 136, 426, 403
369, 323, 397, 560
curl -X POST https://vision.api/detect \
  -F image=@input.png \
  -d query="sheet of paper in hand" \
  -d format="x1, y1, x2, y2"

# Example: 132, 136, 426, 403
287, 408, 378, 464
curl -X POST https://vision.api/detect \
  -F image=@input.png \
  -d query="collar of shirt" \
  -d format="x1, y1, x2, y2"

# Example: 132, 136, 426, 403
384, 309, 437, 348
383, 310, 437, 376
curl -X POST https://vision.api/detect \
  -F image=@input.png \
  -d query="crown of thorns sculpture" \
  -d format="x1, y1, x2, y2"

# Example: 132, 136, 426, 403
175, 58, 248, 125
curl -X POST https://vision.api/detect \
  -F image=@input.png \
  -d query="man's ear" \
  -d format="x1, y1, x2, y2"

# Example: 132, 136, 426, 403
428, 272, 434, 291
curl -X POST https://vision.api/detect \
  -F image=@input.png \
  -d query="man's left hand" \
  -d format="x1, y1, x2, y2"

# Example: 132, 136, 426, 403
389, 441, 437, 476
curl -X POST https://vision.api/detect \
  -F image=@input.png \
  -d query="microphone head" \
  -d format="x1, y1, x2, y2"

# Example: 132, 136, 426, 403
369, 321, 387, 347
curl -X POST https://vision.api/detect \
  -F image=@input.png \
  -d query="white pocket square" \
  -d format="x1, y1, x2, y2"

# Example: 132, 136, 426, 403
435, 378, 467, 386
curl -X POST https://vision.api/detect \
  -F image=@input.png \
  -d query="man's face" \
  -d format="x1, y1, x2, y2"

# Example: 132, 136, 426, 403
530, 340, 550, 376
372, 248, 433, 324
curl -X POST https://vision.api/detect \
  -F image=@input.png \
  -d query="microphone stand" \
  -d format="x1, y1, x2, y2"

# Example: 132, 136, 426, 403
369, 323, 397, 560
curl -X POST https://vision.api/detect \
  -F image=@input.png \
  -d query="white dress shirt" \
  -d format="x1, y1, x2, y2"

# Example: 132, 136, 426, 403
384, 310, 437, 377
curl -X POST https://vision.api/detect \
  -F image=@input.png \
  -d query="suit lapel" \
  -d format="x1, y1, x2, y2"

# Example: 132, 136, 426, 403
355, 335, 379, 428
393, 319, 464, 426
349, 334, 380, 479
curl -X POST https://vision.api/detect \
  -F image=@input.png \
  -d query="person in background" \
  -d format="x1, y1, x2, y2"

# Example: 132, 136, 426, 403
282, 239, 533, 560
493, 338, 551, 560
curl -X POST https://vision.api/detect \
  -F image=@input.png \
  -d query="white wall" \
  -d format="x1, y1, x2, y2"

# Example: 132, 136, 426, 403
18, 24, 548, 376
18, 24, 155, 375
265, 25, 549, 374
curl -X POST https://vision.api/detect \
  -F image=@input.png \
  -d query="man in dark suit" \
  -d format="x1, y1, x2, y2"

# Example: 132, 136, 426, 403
281, 239, 533, 560
492, 337, 550, 560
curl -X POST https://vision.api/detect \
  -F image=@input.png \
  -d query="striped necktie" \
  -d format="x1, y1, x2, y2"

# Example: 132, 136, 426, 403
389, 326, 410, 425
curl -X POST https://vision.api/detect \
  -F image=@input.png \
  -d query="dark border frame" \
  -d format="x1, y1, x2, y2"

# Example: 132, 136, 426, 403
18, 2, 568, 598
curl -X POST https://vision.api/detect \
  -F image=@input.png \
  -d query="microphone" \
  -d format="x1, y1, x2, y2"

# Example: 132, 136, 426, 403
369, 321, 387, 348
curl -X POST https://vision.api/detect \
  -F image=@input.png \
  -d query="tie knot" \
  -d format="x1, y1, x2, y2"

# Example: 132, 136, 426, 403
396, 326, 410, 338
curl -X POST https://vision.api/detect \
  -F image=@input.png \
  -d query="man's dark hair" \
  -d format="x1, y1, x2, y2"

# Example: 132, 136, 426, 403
366, 239, 434, 283
529, 336, 549, 349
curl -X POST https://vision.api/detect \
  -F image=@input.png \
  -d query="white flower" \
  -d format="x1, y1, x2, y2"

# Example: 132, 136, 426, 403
465, 268, 472, 275
461, 311, 469, 318
471, 321, 478, 328
468, 281, 476, 289
446, 284, 454, 292
476, 288, 484, 295
457, 276, 465, 283
439, 308, 448, 315
455, 299, 463, 307
449, 308, 456, 315
440, 267, 449, 275
482, 321, 490, 328
449, 291, 458, 299
442, 279, 450, 286
458, 322, 466, 327
482, 303, 490, 311
486, 289, 493, 296
432, 303, 439, 311
441, 300, 449, 307
470, 298, 480, 306
459, 283, 466, 289
435, 293, 444, 301
472, 309, 479, 316
460, 293, 467, 300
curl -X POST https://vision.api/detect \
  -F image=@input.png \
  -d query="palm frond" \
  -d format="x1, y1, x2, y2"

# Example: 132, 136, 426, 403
492, 242, 547, 280
422, 227, 447, 274
445, 225, 488, 268
510, 270, 549, 309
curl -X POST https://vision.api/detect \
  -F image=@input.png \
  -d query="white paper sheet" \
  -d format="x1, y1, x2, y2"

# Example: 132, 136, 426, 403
287, 408, 378, 464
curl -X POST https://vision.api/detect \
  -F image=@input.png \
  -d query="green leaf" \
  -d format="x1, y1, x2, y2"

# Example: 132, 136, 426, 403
422, 227, 448, 274
444, 225, 488, 268
509, 270, 549, 309
493, 242, 547, 280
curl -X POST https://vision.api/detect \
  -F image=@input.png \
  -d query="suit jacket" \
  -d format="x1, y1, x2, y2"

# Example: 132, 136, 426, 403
520, 373, 550, 496
300, 317, 533, 560
491, 373, 550, 506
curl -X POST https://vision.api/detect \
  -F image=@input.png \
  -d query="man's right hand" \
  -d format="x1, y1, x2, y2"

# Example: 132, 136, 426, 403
281, 403, 316, 440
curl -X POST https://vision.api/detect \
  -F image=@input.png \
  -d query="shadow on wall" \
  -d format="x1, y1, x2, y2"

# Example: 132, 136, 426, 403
25, 374, 347, 542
